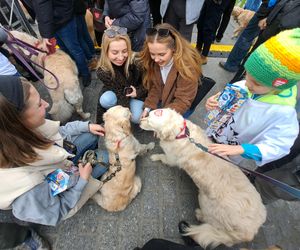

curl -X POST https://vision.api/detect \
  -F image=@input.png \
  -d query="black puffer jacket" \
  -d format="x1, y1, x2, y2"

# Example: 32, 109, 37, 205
23, 0, 74, 38
103, 0, 151, 51
267, 0, 300, 30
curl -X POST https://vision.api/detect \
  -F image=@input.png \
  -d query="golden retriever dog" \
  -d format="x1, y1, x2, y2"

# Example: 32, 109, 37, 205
140, 108, 267, 248
232, 6, 255, 38
10, 30, 90, 123
92, 106, 155, 212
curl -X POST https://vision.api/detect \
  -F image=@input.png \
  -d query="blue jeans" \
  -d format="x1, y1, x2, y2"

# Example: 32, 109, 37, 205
99, 91, 144, 124
224, 14, 260, 72
55, 17, 90, 77
71, 132, 108, 179
76, 15, 96, 61
72, 132, 98, 164
244, 0, 262, 11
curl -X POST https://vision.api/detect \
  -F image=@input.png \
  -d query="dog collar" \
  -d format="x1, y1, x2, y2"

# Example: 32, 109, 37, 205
116, 135, 129, 148
175, 119, 190, 139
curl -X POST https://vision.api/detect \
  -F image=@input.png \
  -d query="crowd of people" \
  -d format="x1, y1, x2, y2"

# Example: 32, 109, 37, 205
0, 0, 300, 249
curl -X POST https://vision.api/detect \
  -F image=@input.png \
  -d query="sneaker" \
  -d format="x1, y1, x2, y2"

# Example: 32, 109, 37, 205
88, 57, 98, 71
218, 61, 237, 73
23, 228, 50, 250
215, 37, 222, 43
82, 74, 91, 87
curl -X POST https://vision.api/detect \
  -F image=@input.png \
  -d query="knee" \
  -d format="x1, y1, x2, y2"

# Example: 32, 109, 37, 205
99, 91, 117, 109
131, 112, 141, 124
130, 99, 144, 124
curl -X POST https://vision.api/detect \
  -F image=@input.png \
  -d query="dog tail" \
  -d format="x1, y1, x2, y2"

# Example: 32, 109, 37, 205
184, 223, 237, 248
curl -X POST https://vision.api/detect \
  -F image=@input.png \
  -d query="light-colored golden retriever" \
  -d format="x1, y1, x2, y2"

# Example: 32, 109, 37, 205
232, 6, 255, 38
92, 106, 155, 212
140, 108, 267, 248
10, 30, 90, 123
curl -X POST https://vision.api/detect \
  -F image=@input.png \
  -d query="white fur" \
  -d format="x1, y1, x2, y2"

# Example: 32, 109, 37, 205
140, 108, 267, 249
92, 106, 154, 212
10, 30, 90, 123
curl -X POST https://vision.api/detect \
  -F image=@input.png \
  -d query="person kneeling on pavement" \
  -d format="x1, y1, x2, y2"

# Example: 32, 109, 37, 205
0, 76, 108, 226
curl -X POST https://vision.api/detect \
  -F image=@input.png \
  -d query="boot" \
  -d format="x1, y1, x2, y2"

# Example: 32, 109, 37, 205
201, 55, 207, 65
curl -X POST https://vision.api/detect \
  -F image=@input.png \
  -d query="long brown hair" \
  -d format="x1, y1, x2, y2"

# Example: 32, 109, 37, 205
139, 23, 202, 90
0, 79, 52, 168
97, 30, 133, 78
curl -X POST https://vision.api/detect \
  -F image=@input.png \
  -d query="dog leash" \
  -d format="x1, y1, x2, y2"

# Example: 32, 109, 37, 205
178, 123, 300, 199
80, 150, 122, 187
1, 27, 60, 90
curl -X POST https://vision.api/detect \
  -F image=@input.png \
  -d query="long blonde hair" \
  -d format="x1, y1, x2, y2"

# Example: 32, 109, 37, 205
140, 23, 202, 90
98, 30, 133, 78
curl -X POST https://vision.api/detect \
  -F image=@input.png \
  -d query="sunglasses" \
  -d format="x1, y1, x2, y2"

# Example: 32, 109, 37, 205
105, 26, 127, 38
146, 28, 171, 37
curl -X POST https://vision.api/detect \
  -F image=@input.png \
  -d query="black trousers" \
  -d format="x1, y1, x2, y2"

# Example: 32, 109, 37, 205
149, 0, 162, 26
231, 16, 293, 82
216, 0, 236, 40
0, 223, 29, 249
139, 239, 203, 250
196, 0, 229, 56
164, 0, 194, 41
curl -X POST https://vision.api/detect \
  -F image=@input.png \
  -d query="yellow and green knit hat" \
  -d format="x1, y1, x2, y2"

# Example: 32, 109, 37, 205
245, 28, 300, 90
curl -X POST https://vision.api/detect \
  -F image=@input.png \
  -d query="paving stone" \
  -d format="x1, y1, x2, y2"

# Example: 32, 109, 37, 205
162, 204, 180, 238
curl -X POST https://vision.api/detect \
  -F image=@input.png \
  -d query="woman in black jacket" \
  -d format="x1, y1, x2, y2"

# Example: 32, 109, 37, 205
96, 26, 147, 124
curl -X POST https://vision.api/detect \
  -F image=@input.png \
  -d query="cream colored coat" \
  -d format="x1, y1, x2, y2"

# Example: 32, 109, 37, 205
0, 120, 101, 219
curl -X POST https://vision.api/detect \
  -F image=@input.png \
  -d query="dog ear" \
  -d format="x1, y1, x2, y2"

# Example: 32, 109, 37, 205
120, 118, 131, 135
157, 124, 178, 141
103, 112, 107, 122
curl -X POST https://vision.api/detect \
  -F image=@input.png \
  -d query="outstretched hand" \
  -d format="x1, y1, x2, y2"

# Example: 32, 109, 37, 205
205, 92, 220, 111
89, 123, 105, 136
140, 110, 149, 120
78, 162, 92, 180
208, 144, 244, 157
126, 85, 137, 98
104, 16, 115, 28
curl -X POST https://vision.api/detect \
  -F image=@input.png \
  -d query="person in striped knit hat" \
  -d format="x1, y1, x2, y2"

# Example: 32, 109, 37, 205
205, 28, 300, 176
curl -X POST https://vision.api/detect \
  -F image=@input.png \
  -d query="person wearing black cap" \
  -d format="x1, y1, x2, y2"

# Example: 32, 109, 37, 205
0, 76, 107, 227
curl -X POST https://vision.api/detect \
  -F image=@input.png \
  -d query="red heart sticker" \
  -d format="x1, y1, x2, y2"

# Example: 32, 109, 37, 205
154, 110, 163, 117
272, 78, 288, 87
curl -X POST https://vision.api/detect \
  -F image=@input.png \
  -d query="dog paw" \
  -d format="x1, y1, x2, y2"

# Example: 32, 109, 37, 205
195, 208, 204, 222
147, 142, 155, 151
82, 112, 91, 119
150, 154, 163, 162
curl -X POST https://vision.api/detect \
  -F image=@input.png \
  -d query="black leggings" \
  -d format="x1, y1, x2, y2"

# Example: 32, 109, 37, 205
139, 239, 203, 250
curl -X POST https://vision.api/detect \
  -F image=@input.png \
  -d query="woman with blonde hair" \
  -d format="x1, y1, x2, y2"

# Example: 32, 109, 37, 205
140, 23, 202, 119
96, 26, 147, 124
